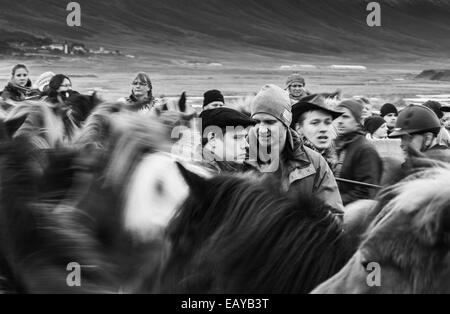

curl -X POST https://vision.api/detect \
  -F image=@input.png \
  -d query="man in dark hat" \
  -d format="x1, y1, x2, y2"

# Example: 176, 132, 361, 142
199, 107, 256, 172
202, 89, 225, 111
380, 103, 398, 136
291, 94, 342, 171
333, 100, 383, 205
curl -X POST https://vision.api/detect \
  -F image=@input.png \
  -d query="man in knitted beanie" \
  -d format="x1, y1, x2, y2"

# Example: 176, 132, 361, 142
333, 99, 382, 205
203, 89, 225, 111
247, 84, 343, 215
285, 73, 310, 106
380, 103, 398, 135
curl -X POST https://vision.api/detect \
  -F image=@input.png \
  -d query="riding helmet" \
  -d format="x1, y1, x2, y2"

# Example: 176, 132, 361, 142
389, 104, 441, 138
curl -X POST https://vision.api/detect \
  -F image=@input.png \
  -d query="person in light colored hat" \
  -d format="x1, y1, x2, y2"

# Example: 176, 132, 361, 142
33, 71, 55, 93
246, 84, 343, 215
285, 73, 310, 106
333, 100, 383, 205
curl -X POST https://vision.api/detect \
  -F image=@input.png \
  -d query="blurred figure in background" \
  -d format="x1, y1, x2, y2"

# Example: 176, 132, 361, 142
442, 106, 450, 131
423, 100, 450, 148
41, 74, 79, 105
33, 71, 55, 94
285, 73, 310, 106
202, 89, 225, 111
364, 116, 388, 140
354, 96, 372, 124
291, 94, 342, 171
380, 103, 398, 136
118, 72, 154, 112
334, 100, 382, 205
1, 64, 40, 101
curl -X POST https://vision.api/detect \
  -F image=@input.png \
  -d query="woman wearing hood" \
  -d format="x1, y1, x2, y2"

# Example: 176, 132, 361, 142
1, 64, 40, 102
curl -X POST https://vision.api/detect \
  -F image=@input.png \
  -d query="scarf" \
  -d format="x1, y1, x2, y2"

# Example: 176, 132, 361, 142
301, 135, 339, 173
5, 81, 37, 100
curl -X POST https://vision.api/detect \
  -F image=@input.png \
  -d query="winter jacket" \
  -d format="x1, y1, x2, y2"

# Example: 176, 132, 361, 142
246, 128, 344, 215
1, 81, 40, 102
334, 131, 383, 205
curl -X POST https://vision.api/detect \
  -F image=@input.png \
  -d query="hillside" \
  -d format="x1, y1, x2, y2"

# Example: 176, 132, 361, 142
0, 0, 450, 62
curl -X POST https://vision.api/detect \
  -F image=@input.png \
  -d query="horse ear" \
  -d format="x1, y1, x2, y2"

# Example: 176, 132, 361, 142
90, 91, 102, 105
178, 92, 187, 113
176, 161, 207, 194
4, 114, 28, 138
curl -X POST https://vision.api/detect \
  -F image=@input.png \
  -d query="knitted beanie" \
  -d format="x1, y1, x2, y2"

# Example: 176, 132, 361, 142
336, 100, 364, 124
364, 116, 386, 135
285, 73, 305, 89
203, 89, 225, 107
380, 103, 398, 117
251, 84, 292, 127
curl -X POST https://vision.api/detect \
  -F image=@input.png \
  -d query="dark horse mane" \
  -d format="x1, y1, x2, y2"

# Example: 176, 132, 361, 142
0, 138, 114, 293
162, 165, 352, 293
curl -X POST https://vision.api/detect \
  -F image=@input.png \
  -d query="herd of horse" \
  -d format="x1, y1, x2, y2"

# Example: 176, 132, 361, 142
0, 93, 449, 294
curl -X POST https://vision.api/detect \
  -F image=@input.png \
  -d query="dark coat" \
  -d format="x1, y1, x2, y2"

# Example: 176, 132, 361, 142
334, 132, 383, 205
1, 81, 40, 102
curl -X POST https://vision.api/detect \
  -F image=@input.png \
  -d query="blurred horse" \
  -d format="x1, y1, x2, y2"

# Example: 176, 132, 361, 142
160, 163, 353, 293
0, 107, 209, 293
312, 166, 450, 293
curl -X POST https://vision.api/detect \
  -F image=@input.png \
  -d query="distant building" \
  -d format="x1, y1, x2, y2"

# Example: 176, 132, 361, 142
70, 43, 87, 54
42, 42, 69, 54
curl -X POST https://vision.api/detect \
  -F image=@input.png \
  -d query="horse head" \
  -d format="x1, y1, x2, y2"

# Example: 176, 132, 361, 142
312, 166, 450, 293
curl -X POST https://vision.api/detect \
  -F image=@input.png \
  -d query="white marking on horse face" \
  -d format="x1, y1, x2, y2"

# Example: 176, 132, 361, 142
123, 153, 211, 242
123, 153, 189, 241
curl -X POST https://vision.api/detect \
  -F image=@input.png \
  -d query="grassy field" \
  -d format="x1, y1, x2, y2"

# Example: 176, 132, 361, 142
1, 55, 450, 108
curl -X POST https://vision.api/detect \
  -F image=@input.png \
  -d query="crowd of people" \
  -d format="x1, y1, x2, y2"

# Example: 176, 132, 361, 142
1, 64, 450, 214
1, 63, 450, 294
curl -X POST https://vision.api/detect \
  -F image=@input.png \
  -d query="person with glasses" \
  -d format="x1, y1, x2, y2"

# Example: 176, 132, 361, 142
119, 72, 154, 112
1, 64, 40, 102
285, 73, 310, 106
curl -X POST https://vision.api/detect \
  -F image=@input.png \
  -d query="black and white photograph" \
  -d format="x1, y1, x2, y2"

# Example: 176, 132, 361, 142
0, 0, 449, 299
